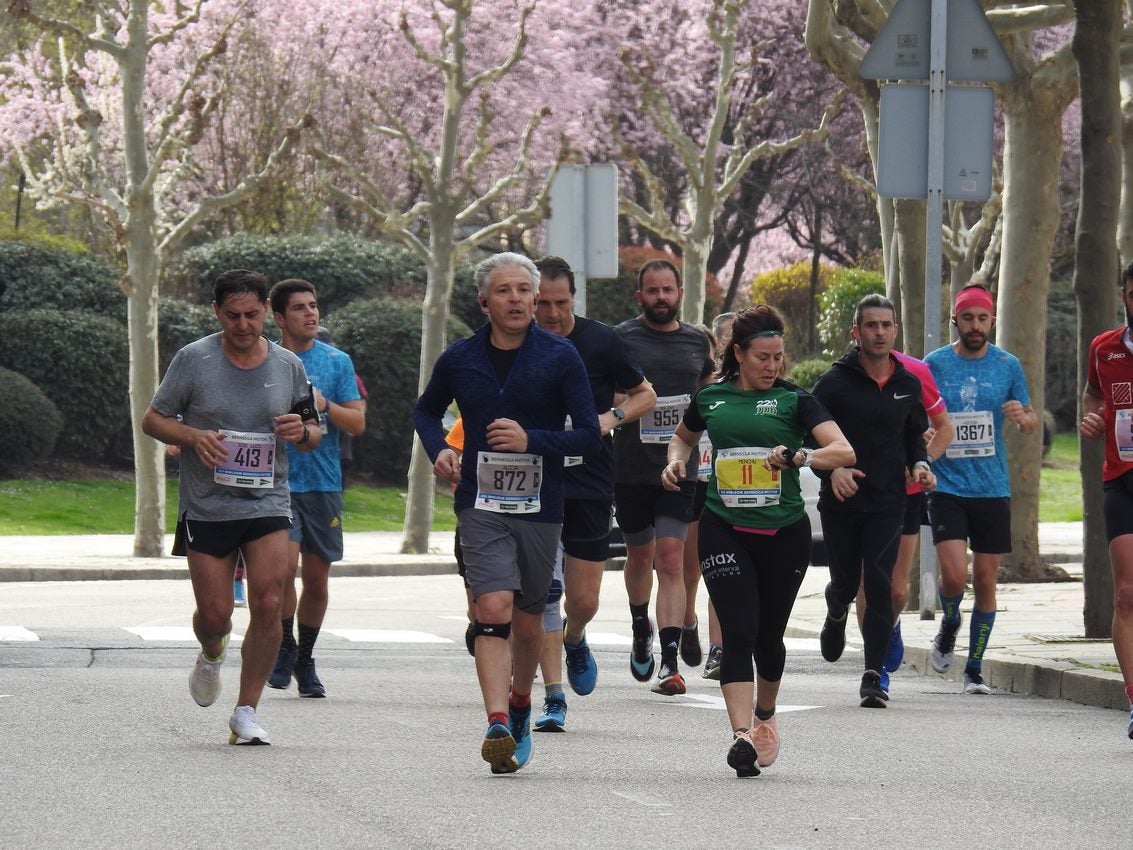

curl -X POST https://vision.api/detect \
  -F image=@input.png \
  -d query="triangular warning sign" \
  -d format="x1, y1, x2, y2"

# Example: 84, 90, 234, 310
860, 0, 1012, 82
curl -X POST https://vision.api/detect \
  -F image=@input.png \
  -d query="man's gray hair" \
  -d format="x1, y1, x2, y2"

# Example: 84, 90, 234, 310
474, 252, 540, 297
711, 311, 737, 339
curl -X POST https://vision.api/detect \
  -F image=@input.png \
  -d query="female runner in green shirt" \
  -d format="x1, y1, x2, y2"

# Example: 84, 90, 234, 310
661, 305, 854, 777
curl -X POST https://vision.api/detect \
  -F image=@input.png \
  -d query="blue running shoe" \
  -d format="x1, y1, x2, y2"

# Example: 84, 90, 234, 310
879, 667, 890, 696
564, 632, 598, 695
884, 621, 904, 672
533, 694, 568, 732
630, 617, 656, 682
509, 702, 533, 770
481, 722, 517, 774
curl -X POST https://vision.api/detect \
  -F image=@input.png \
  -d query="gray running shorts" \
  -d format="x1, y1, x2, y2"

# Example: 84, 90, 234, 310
457, 509, 562, 614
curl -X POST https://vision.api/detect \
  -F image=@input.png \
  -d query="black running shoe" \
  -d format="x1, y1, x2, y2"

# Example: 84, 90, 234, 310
680, 619, 703, 668
860, 670, 888, 708
820, 583, 848, 662
727, 729, 760, 777
267, 643, 297, 690
294, 659, 326, 698
630, 618, 656, 682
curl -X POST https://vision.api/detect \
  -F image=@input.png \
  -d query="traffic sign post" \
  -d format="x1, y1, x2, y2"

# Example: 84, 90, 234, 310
546, 164, 619, 317
861, 0, 1012, 619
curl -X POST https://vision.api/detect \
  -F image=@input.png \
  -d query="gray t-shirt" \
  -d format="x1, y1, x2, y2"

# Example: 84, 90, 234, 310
612, 316, 711, 484
151, 333, 311, 521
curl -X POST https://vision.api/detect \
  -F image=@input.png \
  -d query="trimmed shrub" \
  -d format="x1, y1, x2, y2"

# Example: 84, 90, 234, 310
158, 299, 218, 374
0, 238, 125, 321
0, 366, 63, 472
0, 309, 129, 460
449, 260, 487, 331
787, 357, 832, 392
325, 298, 472, 482
750, 261, 836, 360
817, 267, 886, 357
165, 235, 427, 311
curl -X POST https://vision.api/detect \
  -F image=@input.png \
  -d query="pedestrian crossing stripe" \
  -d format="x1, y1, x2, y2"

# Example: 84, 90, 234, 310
677, 693, 822, 713
326, 629, 452, 644
0, 626, 37, 641
126, 627, 245, 643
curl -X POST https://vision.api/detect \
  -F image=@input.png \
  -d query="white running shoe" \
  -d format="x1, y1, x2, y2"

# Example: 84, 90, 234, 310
188, 635, 228, 707
228, 705, 270, 745
962, 670, 992, 695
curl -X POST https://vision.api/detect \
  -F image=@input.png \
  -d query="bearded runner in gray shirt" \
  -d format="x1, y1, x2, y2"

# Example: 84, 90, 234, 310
613, 259, 713, 696
143, 269, 321, 747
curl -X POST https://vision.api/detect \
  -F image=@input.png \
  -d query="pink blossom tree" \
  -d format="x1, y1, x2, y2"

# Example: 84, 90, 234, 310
0, 1, 310, 556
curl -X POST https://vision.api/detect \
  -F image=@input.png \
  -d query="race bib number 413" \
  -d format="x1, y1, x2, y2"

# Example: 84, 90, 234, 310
214, 430, 275, 488
475, 452, 543, 514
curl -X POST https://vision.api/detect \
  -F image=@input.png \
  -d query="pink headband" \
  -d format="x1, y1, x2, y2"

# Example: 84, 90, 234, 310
953, 287, 994, 315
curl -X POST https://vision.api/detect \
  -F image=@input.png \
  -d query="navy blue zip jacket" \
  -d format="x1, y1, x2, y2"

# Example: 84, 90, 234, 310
413, 322, 602, 523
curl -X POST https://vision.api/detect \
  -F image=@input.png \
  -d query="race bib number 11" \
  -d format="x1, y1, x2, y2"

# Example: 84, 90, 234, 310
714, 447, 781, 508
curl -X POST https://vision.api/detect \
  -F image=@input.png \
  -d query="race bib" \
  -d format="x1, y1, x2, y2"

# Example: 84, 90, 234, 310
475, 452, 543, 514
563, 415, 583, 467
714, 447, 781, 508
214, 430, 275, 488
641, 394, 690, 444
1115, 409, 1133, 462
947, 410, 995, 458
696, 432, 713, 482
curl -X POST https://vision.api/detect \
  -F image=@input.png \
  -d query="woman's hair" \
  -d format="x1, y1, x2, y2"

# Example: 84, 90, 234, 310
719, 304, 785, 382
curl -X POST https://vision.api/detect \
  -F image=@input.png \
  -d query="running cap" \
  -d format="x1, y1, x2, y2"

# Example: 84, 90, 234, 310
953, 286, 994, 316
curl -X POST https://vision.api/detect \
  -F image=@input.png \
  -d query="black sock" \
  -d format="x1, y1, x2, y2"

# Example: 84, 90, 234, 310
755, 705, 776, 722
630, 603, 650, 635
280, 615, 297, 652
297, 621, 320, 665
659, 626, 680, 667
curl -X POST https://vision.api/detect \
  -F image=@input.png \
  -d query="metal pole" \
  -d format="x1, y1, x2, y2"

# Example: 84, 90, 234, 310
15, 171, 26, 231
919, 0, 948, 620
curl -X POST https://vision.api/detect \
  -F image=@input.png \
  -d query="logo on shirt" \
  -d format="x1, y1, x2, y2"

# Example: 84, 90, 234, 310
893, 393, 911, 400
1106, 352, 1127, 361
263, 382, 278, 388
754, 399, 778, 416
1113, 382, 1132, 406
709, 401, 727, 410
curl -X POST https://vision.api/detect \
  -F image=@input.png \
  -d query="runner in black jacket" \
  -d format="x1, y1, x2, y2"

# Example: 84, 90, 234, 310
811, 294, 935, 708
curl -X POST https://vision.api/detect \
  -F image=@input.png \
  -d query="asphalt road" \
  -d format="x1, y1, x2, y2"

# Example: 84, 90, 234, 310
2, 575, 1130, 849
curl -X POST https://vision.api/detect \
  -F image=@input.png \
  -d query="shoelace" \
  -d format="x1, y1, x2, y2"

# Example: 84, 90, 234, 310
568, 645, 590, 672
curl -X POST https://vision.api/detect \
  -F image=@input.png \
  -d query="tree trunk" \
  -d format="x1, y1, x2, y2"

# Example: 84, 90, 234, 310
401, 230, 457, 554
680, 187, 715, 325
894, 199, 927, 355
997, 86, 1072, 582
1073, 0, 1122, 634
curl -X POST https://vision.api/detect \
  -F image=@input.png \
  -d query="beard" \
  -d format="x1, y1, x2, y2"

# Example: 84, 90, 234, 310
643, 300, 680, 325
960, 330, 988, 352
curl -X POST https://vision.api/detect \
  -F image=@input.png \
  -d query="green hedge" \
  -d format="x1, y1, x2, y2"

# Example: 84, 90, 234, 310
0, 309, 129, 460
326, 298, 472, 482
165, 234, 429, 311
158, 299, 218, 374
0, 366, 63, 472
0, 238, 125, 321
787, 357, 832, 392
817, 267, 886, 357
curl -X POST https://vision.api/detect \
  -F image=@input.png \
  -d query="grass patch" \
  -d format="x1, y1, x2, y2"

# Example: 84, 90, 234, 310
0, 477, 456, 535
1040, 432, 1082, 523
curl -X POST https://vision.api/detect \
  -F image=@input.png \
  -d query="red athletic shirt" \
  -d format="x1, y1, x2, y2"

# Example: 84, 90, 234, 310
894, 350, 947, 494
1087, 327, 1133, 482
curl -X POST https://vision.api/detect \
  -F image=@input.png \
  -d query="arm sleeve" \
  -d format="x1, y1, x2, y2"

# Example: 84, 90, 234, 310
412, 351, 455, 463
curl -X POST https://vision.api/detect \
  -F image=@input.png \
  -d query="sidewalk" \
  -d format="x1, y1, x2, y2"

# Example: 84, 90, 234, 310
1, 522, 1126, 713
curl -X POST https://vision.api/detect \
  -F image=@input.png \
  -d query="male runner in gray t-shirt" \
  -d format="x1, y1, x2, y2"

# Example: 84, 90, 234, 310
143, 268, 320, 746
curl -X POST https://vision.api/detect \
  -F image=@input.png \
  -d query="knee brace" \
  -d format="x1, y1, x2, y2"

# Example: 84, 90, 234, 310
542, 578, 564, 632
472, 621, 511, 641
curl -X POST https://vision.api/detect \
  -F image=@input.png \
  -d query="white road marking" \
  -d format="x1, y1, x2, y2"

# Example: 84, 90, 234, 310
326, 629, 453, 644
0, 626, 39, 641
676, 693, 822, 712
610, 791, 669, 808
126, 627, 244, 643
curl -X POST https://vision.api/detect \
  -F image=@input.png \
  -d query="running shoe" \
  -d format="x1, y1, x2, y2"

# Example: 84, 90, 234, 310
884, 620, 904, 672
702, 644, 723, 680
630, 617, 656, 682
819, 583, 847, 662
267, 643, 297, 690
752, 715, 779, 768
860, 670, 888, 709
680, 618, 703, 668
564, 630, 598, 696
233, 579, 247, 608
464, 622, 475, 657
879, 667, 890, 696
481, 722, 517, 774
727, 728, 760, 778
962, 669, 991, 695
228, 705, 270, 745
509, 702, 533, 770
650, 662, 686, 696
533, 694, 568, 733
931, 618, 962, 674
188, 634, 228, 707
294, 659, 326, 698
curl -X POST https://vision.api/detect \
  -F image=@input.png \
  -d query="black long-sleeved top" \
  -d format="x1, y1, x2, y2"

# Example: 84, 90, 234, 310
811, 349, 929, 513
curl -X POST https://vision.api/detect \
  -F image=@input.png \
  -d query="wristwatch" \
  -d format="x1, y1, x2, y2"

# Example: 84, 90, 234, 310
610, 407, 626, 424
914, 460, 931, 472
797, 448, 813, 468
